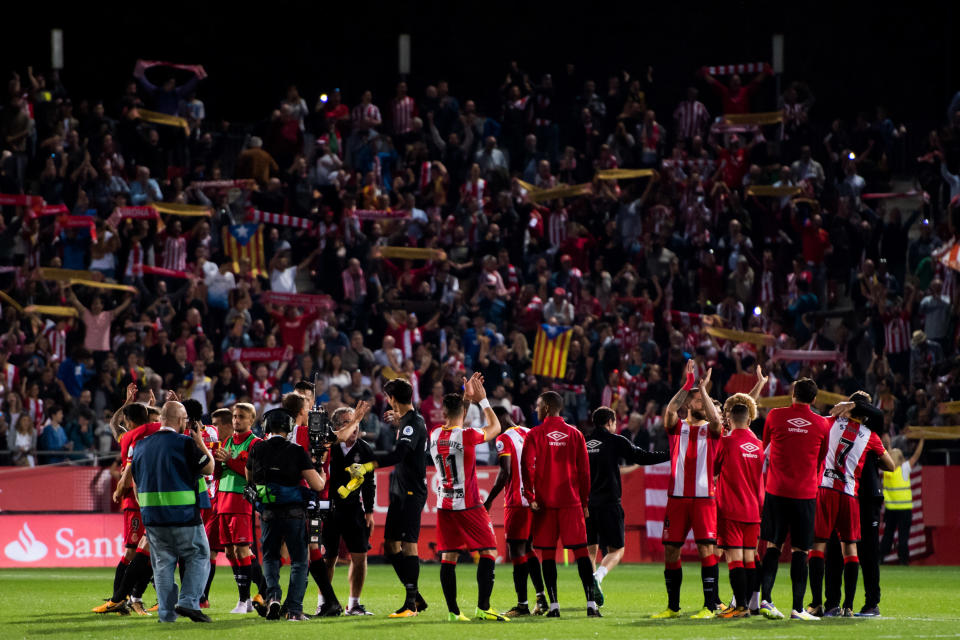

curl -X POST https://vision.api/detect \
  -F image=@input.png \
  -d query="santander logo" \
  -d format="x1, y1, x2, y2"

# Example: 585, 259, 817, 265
4, 523, 48, 562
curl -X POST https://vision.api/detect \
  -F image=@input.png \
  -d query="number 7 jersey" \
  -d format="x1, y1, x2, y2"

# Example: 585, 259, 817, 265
820, 416, 886, 497
429, 425, 486, 510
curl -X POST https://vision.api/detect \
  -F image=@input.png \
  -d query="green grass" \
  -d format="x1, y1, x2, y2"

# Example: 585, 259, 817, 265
2, 563, 958, 639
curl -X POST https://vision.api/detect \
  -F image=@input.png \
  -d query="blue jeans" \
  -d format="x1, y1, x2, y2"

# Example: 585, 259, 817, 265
144, 524, 210, 622
261, 509, 308, 614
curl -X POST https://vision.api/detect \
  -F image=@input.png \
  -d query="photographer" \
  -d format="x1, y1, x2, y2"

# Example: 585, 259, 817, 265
324, 406, 377, 615
245, 409, 326, 621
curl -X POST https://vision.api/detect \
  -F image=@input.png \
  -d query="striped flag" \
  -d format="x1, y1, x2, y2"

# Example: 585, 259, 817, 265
248, 208, 313, 229
532, 324, 573, 378
222, 223, 266, 277
880, 465, 927, 562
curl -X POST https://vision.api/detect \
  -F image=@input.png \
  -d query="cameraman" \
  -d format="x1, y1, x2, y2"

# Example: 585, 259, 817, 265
246, 409, 326, 621
324, 406, 377, 615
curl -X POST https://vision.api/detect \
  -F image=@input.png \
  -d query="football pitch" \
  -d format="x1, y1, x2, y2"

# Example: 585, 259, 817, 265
2, 563, 958, 639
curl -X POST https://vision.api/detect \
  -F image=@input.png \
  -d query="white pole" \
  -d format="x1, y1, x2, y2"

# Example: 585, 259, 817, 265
398, 34, 411, 77
51, 29, 64, 70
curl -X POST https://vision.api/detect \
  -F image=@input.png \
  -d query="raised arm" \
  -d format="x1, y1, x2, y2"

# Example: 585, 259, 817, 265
109, 383, 139, 441
464, 373, 500, 441
664, 358, 695, 429
699, 368, 722, 435
748, 364, 769, 400
909, 437, 925, 467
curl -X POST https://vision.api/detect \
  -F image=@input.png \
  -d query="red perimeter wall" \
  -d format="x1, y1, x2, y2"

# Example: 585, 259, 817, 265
2, 466, 958, 567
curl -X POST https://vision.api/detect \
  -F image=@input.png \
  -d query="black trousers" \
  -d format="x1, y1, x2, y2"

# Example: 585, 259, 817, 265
880, 508, 913, 565
826, 496, 882, 608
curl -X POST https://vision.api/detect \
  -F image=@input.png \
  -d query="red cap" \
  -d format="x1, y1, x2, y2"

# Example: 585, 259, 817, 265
553, 287, 566, 297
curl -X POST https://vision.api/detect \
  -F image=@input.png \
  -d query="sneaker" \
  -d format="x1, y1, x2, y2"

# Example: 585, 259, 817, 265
760, 601, 785, 620
474, 606, 510, 621
587, 606, 602, 617
230, 599, 252, 614
286, 612, 311, 621
842, 607, 855, 618
650, 608, 681, 619
715, 601, 728, 613
855, 606, 881, 617
593, 578, 604, 607
415, 592, 429, 612
317, 602, 342, 617
806, 604, 824, 617
174, 606, 213, 623
546, 607, 560, 618
388, 607, 418, 618
148, 603, 159, 612
790, 609, 820, 620
129, 601, 151, 616
198, 600, 210, 609
345, 603, 374, 616
252, 596, 267, 617
720, 606, 750, 619
822, 606, 843, 617
447, 612, 470, 621
690, 607, 716, 619
534, 594, 549, 615
266, 600, 282, 621
92, 600, 126, 614
717, 604, 736, 616
505, 604, 531, 617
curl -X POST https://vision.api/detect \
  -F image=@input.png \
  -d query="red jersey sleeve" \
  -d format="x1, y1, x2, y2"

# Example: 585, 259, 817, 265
464, 427, 485, 447
495, 433, 511, 457
762, 411, 774, 451
867, 432, 885, 456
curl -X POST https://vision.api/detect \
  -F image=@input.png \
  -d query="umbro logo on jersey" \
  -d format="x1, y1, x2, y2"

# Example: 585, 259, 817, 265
740, 442, 760, 453
787, 418, 811, 428
546, 431, 568, 442
585, 439, 602, 449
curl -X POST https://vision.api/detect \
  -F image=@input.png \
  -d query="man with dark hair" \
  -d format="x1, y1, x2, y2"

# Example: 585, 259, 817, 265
807, 393, 894, 617
520, 390, 598, 618
585, 406, 668, 607
757, 377, 830, 620
652, 360, 723, 620
345, 377, 429, 617
246, 408, 327, 621
324, 406, 377, 615
429, 374, 507, 621
484, 406, 547, 617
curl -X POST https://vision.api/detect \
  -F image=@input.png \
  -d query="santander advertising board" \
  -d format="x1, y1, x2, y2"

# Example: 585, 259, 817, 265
0, 515, 124, 568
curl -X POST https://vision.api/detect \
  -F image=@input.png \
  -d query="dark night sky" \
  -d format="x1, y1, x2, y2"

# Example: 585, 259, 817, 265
2, 2, 956, 132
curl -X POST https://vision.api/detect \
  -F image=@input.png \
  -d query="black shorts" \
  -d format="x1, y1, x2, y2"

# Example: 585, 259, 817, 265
585, 503, 625, 550
760, 492, 816, 551
383, 493, 426, 544
322, 503, 371, 558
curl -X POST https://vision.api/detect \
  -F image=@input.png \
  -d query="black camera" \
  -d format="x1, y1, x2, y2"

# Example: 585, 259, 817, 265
307, 405, 338, 460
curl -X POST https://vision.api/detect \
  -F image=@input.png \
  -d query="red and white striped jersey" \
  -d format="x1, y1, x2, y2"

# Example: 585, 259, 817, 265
882, 310, 910, 354
162, 235, 187, 272
429, 425, 486, 510
547, 208, 568, 249
666, 418, 721, 498
247, 375, 276, 406
351, 103, 382, 130
126, 243, 144, 278
391, 96, 416, 135
26, 397, 44, 429
398, 327, 421, 360
759, 269, 775, 304
201, 425, 219, 500
673, 100, 710, 140
820, 416, 886, 497
43, 323, 67, 363
0, 362, 18, 396
495, 426, 530, 507
461, 178, 485, 207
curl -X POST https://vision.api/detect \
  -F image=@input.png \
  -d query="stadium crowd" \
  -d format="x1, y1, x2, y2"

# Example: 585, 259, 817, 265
0, 58, 955, 467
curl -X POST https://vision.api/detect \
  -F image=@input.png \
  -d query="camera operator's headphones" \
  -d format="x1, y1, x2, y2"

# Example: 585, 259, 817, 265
261, 408, 295, 435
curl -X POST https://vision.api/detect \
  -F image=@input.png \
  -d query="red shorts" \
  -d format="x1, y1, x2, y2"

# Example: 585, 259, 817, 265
662, 497, 717, 545
202, 509, 223, 551
218, 513, 253, 546
437, 507, 497, 552
815, 488, 860, 542
504, 506, 533, 542
532, 505, 587, 549
717, 518, 760, 549
123, 508, 145, 548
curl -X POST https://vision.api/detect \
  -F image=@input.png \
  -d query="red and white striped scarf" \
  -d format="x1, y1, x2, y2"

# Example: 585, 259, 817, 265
547, 209, 568, 249
43, 323, 67, 363
400, 328, 421, 360
249, 208, 312, 229
392, 96, 416, 134
462, 178, 485, 208
342, 268, 367, 301
162, 235, 187, 271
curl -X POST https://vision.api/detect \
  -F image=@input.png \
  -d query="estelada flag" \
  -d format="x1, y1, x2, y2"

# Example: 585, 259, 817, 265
532, 324, 573, 378
222, 223, 266, 277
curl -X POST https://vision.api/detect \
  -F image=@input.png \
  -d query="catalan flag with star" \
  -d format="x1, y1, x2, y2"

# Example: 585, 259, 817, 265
222, 223, 266, 277
532, 324, 573, 378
